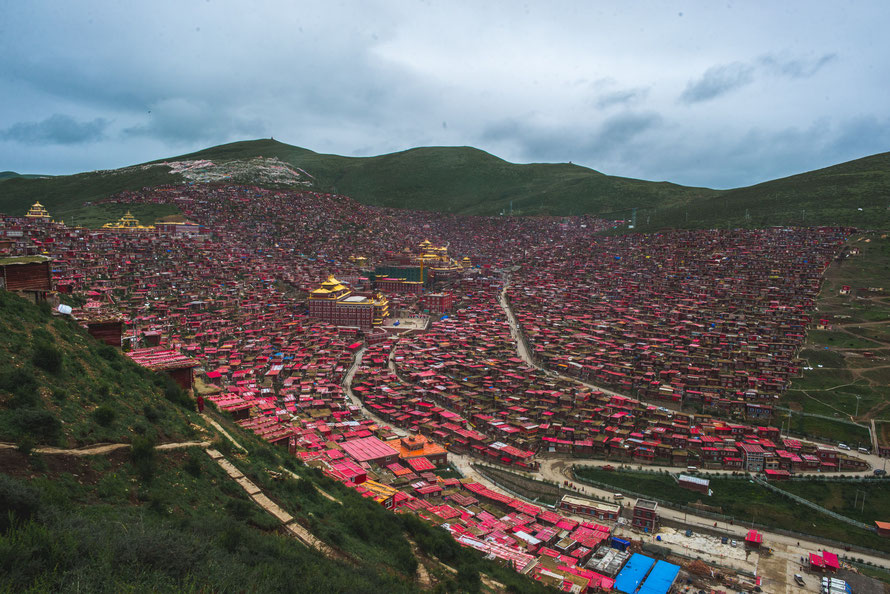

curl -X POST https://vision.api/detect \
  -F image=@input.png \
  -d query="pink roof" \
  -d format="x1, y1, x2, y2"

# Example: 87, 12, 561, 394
340, 436, 399, 463
406, 456, 436, 472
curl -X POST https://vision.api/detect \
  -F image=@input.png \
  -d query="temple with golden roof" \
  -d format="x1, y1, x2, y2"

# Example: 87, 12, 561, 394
308, 275, 389, 331
102, 211, 155, 231
373, 240, 464, 292
25, 201, 51, 222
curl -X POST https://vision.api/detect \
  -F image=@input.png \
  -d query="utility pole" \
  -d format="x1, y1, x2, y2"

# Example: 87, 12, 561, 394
855, 395, 861, 418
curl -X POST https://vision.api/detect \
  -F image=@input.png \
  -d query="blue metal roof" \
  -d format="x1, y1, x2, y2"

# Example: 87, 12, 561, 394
638, 560, 680, 594
614, 553, 655, 594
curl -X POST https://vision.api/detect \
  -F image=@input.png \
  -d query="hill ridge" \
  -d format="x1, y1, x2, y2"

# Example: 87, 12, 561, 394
2, 138, 890, 229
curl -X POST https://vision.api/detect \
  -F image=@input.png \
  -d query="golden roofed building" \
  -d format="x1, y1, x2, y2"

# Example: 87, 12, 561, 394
25, 201, 51, 221
308, 276, 388, 331
102, 211, 155, 231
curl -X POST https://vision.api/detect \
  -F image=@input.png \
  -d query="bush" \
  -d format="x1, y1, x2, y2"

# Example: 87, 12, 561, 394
160, 375, 193, 410
92, 406, 116, 427
16, 435, 35, 456
142, 405, 160, 424
0, 474, 41, 532
130, 435, 156, 483
184, 453, 203, 478
0, 368, 37, 395
32, 343, 63, 374
2, 408, 61, 443
225, 498, 253, 521
97, 345, 118, 361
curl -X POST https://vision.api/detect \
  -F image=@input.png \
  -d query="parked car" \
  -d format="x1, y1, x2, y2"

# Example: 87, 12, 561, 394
838, 443, 851, 450
874, 469, 887, 476
730, 540, 738, 548
858, 447, 870, 454
794, 574, 805, 586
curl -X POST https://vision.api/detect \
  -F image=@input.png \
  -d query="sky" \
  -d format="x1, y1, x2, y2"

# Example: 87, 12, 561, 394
1, 1, 889, 189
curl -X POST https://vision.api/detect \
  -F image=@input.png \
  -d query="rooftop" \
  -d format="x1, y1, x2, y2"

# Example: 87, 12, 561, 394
340, 436, 399, 463
634, 498, 658, 511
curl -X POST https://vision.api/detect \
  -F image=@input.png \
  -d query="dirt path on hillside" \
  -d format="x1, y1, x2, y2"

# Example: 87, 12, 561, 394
205, 447, 345, 561
0, 440, 210, 455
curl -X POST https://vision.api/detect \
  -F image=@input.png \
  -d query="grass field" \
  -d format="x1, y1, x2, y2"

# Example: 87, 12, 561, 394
784, 232, 890, 445
573, 468, 890, 553
778, 480, 890, 526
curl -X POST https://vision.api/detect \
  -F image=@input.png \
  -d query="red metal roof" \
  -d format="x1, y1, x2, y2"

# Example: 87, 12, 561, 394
340, 436, 398, 463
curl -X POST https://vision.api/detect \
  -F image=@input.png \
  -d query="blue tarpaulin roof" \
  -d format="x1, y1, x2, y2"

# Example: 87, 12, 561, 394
614, 553, 655, 594
638, 560, 680, 594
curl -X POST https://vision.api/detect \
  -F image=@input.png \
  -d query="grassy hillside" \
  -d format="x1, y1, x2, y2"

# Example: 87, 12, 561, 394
169, 139, 717, 216
0, 165, 182, 223
3, 138, 890, 228
0, 291, 553, 593
0, 291, 199, 449
650, 151, 890, 230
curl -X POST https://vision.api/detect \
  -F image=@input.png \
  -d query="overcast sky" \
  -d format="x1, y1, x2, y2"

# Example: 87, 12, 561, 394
1, 1, 888, 188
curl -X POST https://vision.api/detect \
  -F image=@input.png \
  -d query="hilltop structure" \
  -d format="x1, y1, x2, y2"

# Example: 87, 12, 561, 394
102, 211, 154, 231
25, 201, 51, 222
308, 275, 389, 331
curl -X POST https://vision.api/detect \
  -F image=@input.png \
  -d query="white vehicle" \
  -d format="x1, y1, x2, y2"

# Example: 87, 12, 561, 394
858, 447, 870, 454
838, 443, 851, 450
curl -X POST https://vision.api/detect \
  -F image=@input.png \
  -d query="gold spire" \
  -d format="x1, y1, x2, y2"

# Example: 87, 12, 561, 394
25, 201, 50, 220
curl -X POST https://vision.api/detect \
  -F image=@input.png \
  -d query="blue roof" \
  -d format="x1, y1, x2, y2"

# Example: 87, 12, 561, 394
614, 553, 655, 594
638, 560, 680, 594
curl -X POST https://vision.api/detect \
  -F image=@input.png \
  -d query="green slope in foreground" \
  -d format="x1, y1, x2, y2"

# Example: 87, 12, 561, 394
2, 138, 890, 229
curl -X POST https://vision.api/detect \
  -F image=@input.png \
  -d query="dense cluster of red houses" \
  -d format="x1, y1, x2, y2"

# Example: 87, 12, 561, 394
0, 184, 872, 591
507, 228, 852, 415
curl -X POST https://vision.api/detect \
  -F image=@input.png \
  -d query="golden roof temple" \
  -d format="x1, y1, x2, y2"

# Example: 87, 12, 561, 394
309, 276, 350, 299
102, 211, 155, 231
25, 201, 51, 221
308, 276, 389, 330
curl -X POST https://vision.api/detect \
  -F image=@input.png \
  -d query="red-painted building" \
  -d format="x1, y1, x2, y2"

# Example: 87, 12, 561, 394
420, 292, 454, 315
307, 276, 389, 331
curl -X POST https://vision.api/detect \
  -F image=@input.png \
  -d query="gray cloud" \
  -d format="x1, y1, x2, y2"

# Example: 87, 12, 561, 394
596, 87, 649, 109
828, 115, 890, 158
481, 111, 663, 165
680, 62, 755, 104
0, 2, 886, 189
758, 53, 837, 79
0, 114, 109, 145
122, 98, 267, 145
680, 53, 837, 105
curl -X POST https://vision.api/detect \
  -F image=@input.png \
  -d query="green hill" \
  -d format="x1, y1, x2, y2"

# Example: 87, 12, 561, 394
647, 151, 890, 230
2, 137, 890, 228
0, 291, 552, 593
0, 171, 51, 181
165, 139, 716, 217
